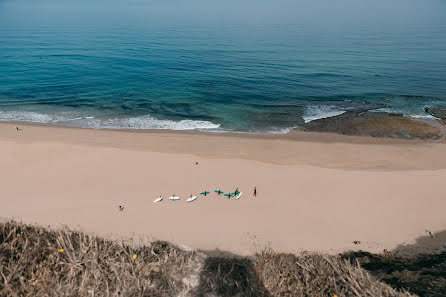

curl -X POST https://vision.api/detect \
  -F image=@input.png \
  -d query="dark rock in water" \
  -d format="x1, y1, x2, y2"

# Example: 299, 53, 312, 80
425, 106, 446, 120
302, 111, 442, 140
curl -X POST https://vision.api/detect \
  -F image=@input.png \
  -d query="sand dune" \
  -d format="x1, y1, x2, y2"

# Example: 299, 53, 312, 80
1, 122, 446, 255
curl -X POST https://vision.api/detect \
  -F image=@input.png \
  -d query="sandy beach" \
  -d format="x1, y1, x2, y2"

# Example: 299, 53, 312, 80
1, 122, 446, 255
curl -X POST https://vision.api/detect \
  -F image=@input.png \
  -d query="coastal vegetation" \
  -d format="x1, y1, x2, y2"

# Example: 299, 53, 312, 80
2, 221, 437, 297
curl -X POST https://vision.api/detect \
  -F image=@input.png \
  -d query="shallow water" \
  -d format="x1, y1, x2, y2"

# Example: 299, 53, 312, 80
1, 23, 446, 132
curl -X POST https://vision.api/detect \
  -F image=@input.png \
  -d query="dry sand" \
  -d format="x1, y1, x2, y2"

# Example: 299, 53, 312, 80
1, 122, 446, 255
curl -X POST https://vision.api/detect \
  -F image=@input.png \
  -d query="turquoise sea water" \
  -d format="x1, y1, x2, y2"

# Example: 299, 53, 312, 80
1, 24, 446, 133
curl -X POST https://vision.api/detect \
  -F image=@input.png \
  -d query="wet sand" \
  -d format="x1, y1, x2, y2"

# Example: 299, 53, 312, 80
1, 122, 446, 255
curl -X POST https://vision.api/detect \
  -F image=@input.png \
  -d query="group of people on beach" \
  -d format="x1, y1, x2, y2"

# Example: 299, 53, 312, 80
232, 187, 256, 197
183, 186, 256, 200
118, 186, 257, 211
230, 186, 256, 198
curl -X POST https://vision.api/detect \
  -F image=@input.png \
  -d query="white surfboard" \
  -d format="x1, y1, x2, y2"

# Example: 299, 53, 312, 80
153, 196, 163, 203
186, 196, 197, 202
169, 196, 180, 201
235, 192, 243, 200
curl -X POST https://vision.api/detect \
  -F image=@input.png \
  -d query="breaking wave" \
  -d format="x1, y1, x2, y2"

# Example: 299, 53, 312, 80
0, 111, 220, 131
302, 105, 346, 123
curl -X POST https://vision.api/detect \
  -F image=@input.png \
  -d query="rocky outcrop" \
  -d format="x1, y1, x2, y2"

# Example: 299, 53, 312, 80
302, 111, 442, 140
425, 106, 446, 122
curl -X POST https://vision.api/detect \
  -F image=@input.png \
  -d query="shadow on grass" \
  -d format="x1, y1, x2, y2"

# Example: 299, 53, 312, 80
342, 230, 446, 297
194, 251, 271, 297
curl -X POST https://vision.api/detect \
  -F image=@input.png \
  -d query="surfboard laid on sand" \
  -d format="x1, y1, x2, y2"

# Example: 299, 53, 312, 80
169, 196, 180, 201
186, 196, 197, 202
235, 192, 243, 200
153, 196, 163, 203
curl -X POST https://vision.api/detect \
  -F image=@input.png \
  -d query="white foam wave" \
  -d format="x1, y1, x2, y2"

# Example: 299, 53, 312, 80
0, 111, 220, 131
267, 126, 298, 134
370, 107, 437, 120
0, 110, 54, 123
408, 114, 437, 120
370, 107, 398, 114
303, 105, 346, 123
97, 115, 220, 130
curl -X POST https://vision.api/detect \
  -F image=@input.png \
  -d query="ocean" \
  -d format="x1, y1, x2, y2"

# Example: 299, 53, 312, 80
1, 23, 446, 133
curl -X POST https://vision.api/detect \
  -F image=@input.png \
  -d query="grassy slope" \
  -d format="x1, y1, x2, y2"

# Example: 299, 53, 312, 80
0, 221, 415, 297
342, 251, 446, 297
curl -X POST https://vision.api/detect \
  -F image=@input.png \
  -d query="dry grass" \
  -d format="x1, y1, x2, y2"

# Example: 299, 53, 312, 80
0, 221, 414, 297
255, 250, 412, 297
0, 221, 204, 297
342, 251, 446, 297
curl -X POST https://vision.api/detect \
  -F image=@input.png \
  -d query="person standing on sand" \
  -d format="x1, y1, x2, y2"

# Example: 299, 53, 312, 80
254, 186, 256, 197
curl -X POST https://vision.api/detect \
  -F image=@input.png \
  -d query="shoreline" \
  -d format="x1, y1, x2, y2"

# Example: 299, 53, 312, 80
1, 121, 446, 255
3, 121, 446, 170
3, 119, 442, 145
1, 104, 444, 143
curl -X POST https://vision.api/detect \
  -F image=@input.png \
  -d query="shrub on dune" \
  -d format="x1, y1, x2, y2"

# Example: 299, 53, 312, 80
0, 221, 413, 297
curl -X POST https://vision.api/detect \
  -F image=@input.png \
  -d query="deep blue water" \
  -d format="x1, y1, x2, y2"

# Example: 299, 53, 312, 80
1, 24, 446, 132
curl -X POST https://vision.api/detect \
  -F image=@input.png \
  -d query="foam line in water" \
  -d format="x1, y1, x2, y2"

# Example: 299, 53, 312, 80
95, 115, 221, 130
267, 126, 299, 134
371, 107, 437, 120
0, 111, 54, 123
408, 114, 437, 120
0, 111, 220, 131
303, 105, 346, 123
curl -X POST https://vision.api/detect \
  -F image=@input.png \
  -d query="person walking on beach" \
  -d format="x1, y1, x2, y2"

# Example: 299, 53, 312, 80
253, 186, 256, 197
